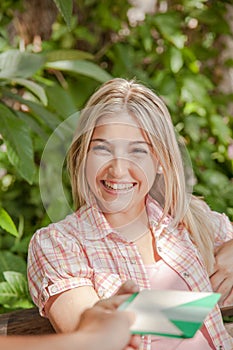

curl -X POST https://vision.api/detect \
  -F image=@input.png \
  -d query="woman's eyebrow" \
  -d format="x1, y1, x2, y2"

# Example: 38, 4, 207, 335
90, 138, 110, 145
90, 139, 151, 146
129, 141, 152, 146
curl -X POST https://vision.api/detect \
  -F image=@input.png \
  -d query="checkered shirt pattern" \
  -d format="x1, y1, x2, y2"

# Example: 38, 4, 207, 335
27, 196, 233, 350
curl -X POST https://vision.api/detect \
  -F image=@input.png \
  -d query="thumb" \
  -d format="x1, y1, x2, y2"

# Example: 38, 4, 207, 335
116, 280, 139, 296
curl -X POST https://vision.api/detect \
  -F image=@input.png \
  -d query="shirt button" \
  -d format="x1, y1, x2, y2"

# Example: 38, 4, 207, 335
98, 290, 104, 298
50, 285, 57, 294
183, 272, 190, 278
130, 259, 137, 264
218, 346, 223, 350
157, 247, 162, 252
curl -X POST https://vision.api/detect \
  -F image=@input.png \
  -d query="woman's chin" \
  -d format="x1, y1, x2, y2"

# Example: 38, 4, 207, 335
98, 198, 134, 215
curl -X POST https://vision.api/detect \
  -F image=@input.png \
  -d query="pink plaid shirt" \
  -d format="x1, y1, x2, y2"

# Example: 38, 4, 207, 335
27, 196, 233, 350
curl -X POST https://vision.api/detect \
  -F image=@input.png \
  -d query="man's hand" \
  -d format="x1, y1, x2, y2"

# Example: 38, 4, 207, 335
77, 280, 141, 350
96, 280, 139, 311
210, 239, 233, 307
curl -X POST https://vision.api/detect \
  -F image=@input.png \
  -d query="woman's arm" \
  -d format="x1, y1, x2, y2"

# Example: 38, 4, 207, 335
45, 286, 99, 333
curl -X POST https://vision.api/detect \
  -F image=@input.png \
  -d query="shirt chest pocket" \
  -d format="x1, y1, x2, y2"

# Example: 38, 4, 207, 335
93, 272, 123, 299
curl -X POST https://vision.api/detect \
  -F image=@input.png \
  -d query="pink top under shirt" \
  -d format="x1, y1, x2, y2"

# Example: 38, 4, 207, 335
145, 260, 215, 349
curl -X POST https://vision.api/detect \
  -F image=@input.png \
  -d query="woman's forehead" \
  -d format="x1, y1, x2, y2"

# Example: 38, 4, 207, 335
96, 111, 138, 126
92, 113, 149, 142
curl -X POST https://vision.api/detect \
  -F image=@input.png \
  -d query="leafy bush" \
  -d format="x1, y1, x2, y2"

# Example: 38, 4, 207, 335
0, 0, 232, 312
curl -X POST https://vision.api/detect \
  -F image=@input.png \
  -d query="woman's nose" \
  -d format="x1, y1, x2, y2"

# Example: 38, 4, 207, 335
108, 157, 128, 178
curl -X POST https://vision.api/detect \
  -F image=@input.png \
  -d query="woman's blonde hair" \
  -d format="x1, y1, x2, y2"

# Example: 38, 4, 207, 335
67, 78, 215, 273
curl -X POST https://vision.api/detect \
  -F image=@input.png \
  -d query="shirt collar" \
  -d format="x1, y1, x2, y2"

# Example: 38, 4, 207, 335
146, 195, 173, 237
77, 194, 171, 241
77, 194, 115, 241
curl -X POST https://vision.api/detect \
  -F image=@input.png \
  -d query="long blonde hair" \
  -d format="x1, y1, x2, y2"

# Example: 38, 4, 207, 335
67, 78, 215, 273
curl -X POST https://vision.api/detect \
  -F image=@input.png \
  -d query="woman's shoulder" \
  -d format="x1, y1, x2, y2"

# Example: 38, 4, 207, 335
31, 203, 98, 244
31, 210, 83, 243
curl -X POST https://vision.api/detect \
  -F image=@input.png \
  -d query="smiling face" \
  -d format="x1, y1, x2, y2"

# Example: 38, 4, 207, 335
85, 112, 158, 221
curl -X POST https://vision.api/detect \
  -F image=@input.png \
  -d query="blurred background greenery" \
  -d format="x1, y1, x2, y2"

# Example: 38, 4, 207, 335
0, 0, 232, 312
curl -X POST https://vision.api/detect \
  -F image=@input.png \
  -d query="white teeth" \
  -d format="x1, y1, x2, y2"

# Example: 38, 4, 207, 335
104, 180, 134, 190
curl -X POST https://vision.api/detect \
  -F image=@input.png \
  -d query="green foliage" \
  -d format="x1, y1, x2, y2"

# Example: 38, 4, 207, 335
0, 50, 45, 79
0, 0, 232, 312
0, 104, 36, 184
0, 271, 33, 311
0, 208, 18, 237
45, 59, 112, 82
53, 0, 73, 29
0, 212, 33, 311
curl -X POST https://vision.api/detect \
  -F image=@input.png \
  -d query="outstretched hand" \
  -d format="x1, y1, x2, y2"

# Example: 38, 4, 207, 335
78, 280, 141, 350
210, 239, 233, 307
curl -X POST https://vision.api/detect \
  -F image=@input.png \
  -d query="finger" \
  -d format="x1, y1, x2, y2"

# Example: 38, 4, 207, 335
116, 280, 139, 296
125, 339, 141, 350
96, 294, 133, 310
217, 280, 233, 306
215, 278, 232, 305
222, 288, 233, 307
214, 245, 221, 256
116, 280, 139, 295
129, 334, 141, 348
210, 270, 225, 291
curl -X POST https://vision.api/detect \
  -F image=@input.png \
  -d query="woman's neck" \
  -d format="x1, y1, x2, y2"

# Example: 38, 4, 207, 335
104, 207, 149, 242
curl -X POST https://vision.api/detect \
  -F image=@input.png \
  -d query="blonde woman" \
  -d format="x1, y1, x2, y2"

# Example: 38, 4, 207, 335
28, 78, 233, 349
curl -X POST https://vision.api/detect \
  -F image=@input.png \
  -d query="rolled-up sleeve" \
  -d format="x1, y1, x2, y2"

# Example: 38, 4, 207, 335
27, 228, 93, 316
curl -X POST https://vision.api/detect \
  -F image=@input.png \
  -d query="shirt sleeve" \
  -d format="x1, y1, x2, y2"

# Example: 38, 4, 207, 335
27, 227, 93, 316
202, 201, 233, 247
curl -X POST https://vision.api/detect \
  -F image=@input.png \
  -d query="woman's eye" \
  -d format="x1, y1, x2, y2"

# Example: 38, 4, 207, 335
93, 145, 111, 153
131, 148, 148, 155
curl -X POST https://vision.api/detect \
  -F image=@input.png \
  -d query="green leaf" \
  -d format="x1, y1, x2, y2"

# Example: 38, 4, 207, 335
0, 208, 18, 237
0, 281, 16, 304
4, 91, 62, 131
201, 169, 229, 189
0, 50, 45, 79
12, 78, 48, 106
183, 102, 206, 117
0, 252, 27, 282
16, 110, 49, 140
3, 271, 27, 295
170, 47, 183, 73
46, 49, 93, 62
184, 115, 203, 142
53, 0, 73, 28
181, 74, 213, 106
0, 271, 33, 309
210, 114, 232, 144
45, 60, 112, 82
45, 83, 77, 118
154, 12, 187, 48
194, 183, 211, 197
0, 103, 36, 184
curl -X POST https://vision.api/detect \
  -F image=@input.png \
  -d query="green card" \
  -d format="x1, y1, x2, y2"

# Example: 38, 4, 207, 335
119, 289, 220, 338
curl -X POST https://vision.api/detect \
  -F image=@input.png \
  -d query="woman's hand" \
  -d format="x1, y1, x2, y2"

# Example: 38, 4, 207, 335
210, 239, 233, 307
